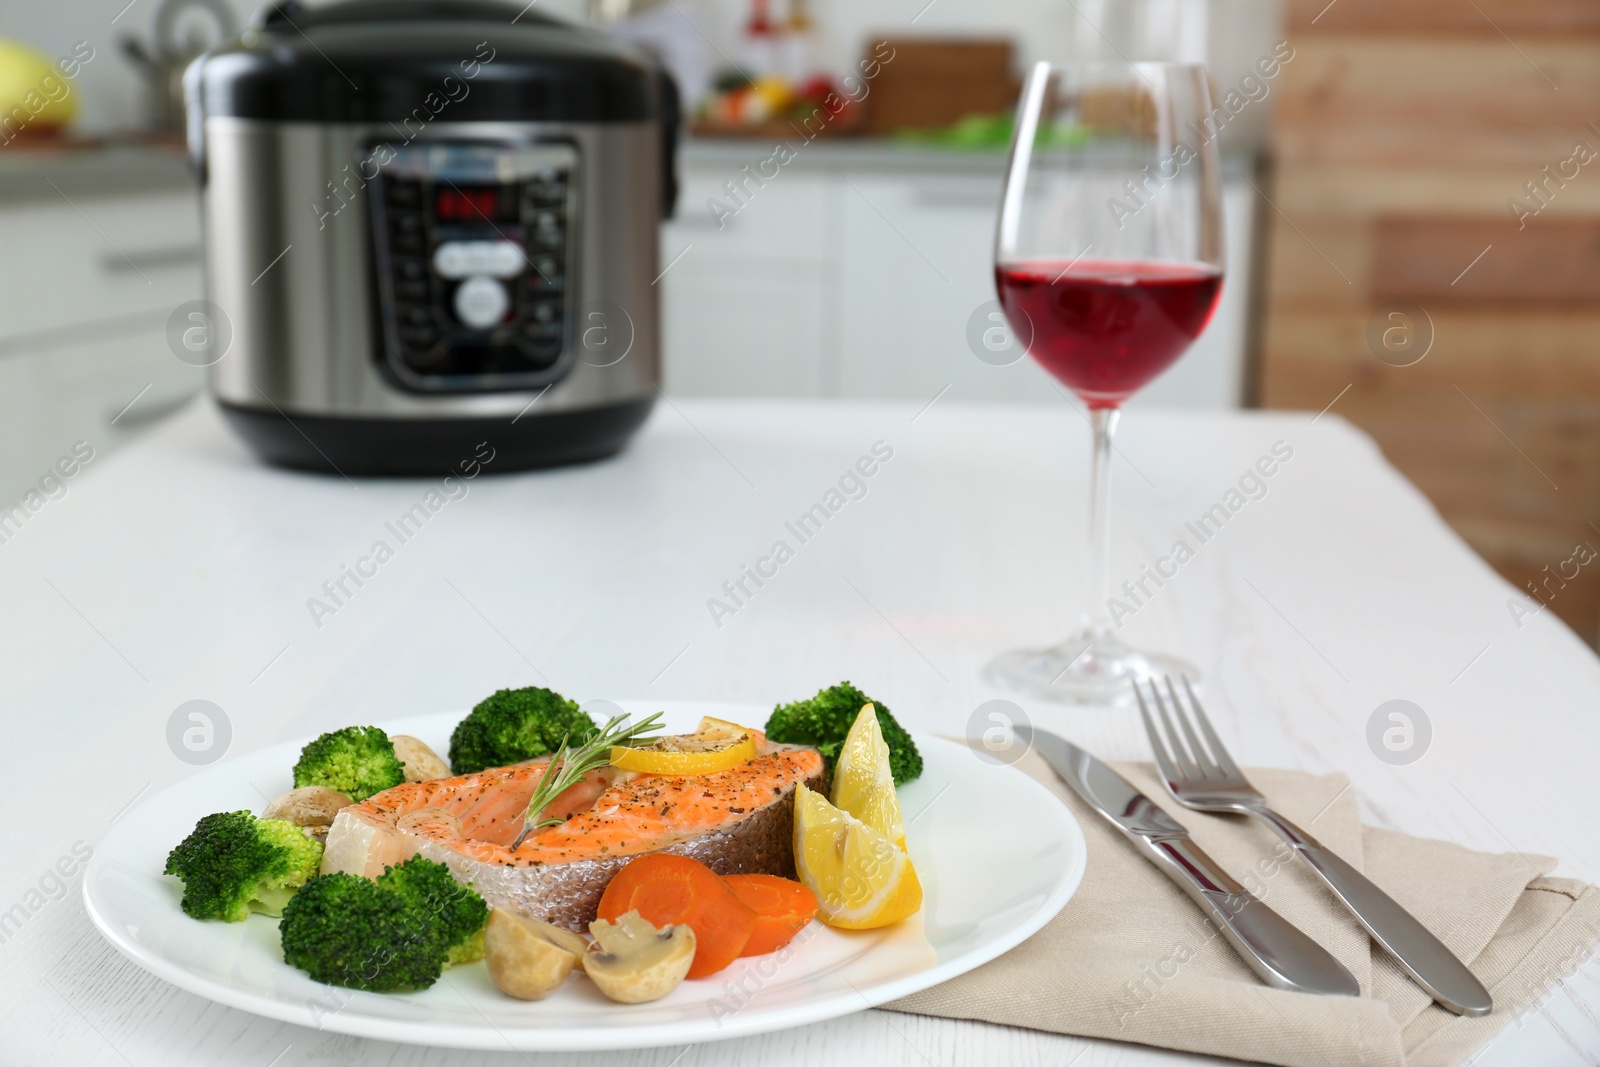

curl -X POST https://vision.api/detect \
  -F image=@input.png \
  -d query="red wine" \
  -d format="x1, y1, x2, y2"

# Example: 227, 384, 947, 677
996, 259, 1222, 408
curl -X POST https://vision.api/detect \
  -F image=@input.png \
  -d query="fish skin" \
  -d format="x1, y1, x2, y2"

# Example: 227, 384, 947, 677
320, 740, 826, 931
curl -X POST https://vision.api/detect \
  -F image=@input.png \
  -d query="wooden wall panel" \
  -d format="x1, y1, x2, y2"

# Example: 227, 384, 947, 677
1264, 309, 1600, 399
1259, 26, 1600, 642
1276, 42, 1596, 127
1373, 217, 1600, 303
1273, 40, 1600, 167
1288, 0, 1600, 36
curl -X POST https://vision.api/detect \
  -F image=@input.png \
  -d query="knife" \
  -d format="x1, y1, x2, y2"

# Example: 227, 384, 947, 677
1019, 726, 1361, 997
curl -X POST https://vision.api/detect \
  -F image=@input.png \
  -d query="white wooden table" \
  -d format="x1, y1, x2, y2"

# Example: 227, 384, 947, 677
4, 397, 1598, 1066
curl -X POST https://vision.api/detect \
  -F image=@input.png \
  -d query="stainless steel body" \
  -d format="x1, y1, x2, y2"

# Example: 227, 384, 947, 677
1019, 725, 1361, 998
1135, 677, 1493, 1017
203, 117, 660, 418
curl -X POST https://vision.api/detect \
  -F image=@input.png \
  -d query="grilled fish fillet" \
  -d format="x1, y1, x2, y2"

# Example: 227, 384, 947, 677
320, 735, 826, 930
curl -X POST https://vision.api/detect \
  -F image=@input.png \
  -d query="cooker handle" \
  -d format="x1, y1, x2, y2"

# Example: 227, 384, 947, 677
182, 51, 208, 184
657, 65, 681, 221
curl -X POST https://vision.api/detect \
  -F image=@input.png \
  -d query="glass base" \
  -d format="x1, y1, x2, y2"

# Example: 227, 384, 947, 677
984, 629, 1197, 707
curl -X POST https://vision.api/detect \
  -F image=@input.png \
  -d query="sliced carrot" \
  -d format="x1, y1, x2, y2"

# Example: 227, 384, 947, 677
724, 874, 819, 957
596, 854, 756, 978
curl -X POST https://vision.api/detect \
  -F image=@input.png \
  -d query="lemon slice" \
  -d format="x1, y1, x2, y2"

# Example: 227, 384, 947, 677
610, 716, 757, 775
831, 702, 906, 849
793, 781, 922, 930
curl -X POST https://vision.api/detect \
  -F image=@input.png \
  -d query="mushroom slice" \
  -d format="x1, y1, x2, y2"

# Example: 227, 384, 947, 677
262, 786, 351, 828
390, 735, 452, 782
485, 908, 590, 1001
583, 910, 696, 1004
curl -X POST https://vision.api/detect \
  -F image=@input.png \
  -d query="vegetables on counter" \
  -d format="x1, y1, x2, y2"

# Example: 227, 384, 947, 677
278, 857, 488, 992
448, 686, 600, 774
292, 725, 406, 801
767, 681, 923, 785
609, 716, 757, 776
597, 854, 756, 979
163, 810, 324, 922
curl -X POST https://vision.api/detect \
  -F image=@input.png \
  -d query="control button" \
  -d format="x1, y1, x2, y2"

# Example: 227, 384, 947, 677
487, 241, 526, 277
400, 304, 433, 327
396, 278, 430, 302
434, 240, 526, 280
400, 324, 439, 348
527, 256, 563, 292
391, 230, 424, 255
528, 299, 560, 325
527, 169, 567, 205
454, 274, 509, 329
396, 257, 427, 281
531, 212, 563, 250
387, 179, 422, 208
434, 243, 468, 278
392, 212, 423, 235
516, 334, 563, 369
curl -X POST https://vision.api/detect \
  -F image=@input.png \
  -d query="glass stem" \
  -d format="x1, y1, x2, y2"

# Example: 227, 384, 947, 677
1085, 406, 1120, 637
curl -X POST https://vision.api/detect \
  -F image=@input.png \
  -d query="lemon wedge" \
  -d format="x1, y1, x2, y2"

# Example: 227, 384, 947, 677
610, 716, 757, 775
793, 781, 922, 929
831, 702, 906, 849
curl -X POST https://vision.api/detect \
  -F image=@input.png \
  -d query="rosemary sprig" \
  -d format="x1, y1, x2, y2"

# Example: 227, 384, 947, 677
510, 711, 664, 849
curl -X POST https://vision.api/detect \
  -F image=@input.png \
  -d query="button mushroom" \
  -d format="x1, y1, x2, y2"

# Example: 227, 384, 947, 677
262, 786, 351, 842
582, 910, 696, 1004
485, 908, 590, 1001
390, 735, 452, 782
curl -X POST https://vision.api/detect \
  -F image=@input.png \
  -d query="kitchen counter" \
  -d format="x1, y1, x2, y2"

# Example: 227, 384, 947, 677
4, 397, 1597, 1065
0, 136, 1245, 196
0, 140, 191, 202
681, 134, 1258, 178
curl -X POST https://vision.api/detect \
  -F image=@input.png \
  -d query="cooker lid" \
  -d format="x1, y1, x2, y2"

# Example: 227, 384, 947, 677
193, 0, 662, 123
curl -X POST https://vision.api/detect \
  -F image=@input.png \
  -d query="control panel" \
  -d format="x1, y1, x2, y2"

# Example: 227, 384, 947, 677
367, 140, 578, 392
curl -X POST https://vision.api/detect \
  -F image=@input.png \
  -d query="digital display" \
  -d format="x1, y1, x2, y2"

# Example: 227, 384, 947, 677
435, 186, 502, 223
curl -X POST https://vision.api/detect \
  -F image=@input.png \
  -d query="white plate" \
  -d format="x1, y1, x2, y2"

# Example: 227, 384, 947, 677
85, 702, 1085, 1051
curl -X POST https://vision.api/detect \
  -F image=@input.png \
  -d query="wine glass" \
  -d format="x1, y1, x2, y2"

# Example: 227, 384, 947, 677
985, 61, 1225, 706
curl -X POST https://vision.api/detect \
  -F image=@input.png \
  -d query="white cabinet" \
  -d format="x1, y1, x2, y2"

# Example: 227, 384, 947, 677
0, 188, 203, 503
663, 260, 827, 396
835, 172, 1011, 402
661, 168, 833, 397
660, 146, 1257, 409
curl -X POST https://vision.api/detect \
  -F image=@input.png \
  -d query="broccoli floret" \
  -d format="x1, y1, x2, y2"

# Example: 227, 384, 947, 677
278, 858, 489, 991
376, 856, 488, 966
279, 873, 444, 992
448, 687, 597, 774
164, 811, 323, 922
293, 725, 406, 801
767, 681, 923, 785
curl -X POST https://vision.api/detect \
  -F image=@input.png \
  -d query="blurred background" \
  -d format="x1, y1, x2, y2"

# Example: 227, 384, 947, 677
0, 0, 1594, 645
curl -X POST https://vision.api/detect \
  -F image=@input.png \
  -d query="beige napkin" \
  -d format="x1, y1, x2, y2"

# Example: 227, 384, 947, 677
887, 749, 1600, 1066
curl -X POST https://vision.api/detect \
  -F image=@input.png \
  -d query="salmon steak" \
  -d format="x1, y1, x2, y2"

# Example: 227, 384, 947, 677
320, 733, 826, 930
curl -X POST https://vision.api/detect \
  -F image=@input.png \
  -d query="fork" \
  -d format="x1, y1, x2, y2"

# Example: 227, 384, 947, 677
1135, 675, 1493, 1017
